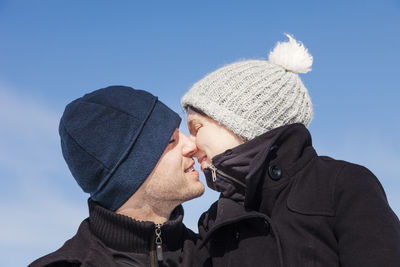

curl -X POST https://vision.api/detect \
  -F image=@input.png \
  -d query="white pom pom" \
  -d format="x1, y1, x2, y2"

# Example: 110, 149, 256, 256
268, 33, 313, 74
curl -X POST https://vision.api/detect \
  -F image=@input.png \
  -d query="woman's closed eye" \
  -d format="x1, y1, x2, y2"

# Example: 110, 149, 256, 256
193, 124, 202, 135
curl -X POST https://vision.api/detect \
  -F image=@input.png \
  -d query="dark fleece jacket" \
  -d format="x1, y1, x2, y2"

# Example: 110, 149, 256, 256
30, 200, 209, 267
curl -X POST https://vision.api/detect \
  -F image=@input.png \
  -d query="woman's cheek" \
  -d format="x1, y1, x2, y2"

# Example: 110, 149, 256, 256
196, 135, 211, 156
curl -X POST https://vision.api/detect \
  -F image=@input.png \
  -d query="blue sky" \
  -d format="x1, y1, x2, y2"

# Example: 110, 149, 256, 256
0, 0, 399, 266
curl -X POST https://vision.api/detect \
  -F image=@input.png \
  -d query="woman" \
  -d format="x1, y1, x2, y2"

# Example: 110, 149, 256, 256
181, 34, 400, 266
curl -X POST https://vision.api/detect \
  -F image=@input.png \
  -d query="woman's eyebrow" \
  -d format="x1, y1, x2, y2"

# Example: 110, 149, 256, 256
187, 119, 195, 128
187, 119, 198, 132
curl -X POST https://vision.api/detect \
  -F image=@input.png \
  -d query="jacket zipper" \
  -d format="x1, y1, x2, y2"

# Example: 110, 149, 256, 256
155, 223, 163, 263
208, 165, 247, 188
150, 223, 163, 267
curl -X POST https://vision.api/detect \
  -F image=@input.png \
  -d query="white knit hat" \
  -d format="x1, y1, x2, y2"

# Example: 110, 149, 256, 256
181, 34, 313, 140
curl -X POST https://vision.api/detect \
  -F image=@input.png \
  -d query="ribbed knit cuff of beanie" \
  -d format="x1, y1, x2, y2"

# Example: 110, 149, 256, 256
181, 33, 313, 141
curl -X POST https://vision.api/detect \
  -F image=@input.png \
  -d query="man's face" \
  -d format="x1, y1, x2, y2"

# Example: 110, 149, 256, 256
142, 129, 205, 204
186, 109, 245, 171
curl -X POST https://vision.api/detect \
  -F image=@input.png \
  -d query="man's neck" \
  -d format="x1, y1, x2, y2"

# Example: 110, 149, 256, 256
116, 200, 177, 224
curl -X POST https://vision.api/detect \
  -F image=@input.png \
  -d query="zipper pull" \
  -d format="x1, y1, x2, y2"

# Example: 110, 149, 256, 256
155, 223, 163, 262
210, 165, 217, 182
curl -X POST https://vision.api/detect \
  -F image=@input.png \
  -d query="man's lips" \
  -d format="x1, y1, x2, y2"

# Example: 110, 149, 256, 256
184, 161, 196, 173
184, 166, 195, 173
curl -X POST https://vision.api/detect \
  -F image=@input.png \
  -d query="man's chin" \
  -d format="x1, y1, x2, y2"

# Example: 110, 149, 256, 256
181, 185, 206, 203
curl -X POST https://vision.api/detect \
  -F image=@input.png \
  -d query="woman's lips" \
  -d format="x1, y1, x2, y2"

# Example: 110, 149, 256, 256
198, 155, 210, 171
200, 160, 210, 171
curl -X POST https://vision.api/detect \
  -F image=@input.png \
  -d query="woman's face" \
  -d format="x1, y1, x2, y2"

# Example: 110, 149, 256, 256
186, 109, 245, 171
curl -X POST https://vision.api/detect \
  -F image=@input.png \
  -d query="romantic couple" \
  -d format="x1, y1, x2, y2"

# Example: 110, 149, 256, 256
30, 35, 400, 267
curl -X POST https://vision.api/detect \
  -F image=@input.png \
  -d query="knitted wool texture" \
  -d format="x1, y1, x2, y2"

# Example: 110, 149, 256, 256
181, 35, 313, 140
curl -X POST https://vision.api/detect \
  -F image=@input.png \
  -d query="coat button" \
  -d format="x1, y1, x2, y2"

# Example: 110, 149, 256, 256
268, 164, 282, 180
269, 144, 279, 152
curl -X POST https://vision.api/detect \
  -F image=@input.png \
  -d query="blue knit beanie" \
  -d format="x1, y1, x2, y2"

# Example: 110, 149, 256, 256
59, 85, 181, 211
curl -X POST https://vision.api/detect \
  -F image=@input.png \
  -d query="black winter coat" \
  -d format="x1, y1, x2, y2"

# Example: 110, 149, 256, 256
199, 123, 400, 267
30, 200, 208, 267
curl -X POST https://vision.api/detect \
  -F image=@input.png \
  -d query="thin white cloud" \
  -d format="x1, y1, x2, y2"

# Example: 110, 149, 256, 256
0, 84, 62, 177
0, 86, 58, 138
0, 83, 88, 266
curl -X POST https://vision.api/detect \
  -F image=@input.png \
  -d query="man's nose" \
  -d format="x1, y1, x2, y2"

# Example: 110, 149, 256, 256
187, 134, 205, 160
182, 133, 198, 157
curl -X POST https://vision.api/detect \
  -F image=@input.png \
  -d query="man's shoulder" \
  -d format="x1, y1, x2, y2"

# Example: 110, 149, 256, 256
29, 219, 97, 267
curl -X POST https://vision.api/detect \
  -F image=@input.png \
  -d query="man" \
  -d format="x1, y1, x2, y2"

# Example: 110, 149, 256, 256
181, 34, 400, 266
30, 85, 206, 266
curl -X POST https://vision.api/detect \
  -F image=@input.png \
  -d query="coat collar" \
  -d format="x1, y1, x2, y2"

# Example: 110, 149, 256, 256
245, 123, 317, 211
205, 123, 317, 212
88, 199, 185, 252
